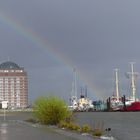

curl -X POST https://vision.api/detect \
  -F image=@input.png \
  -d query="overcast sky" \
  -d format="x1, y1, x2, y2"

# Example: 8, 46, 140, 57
0, 0, 140, 103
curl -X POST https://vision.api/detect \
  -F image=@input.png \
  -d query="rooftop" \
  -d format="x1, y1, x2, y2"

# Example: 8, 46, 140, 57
0, 61, 21, 69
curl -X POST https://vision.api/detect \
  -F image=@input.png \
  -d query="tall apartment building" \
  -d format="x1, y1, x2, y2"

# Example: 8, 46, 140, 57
0, 61, 28, 109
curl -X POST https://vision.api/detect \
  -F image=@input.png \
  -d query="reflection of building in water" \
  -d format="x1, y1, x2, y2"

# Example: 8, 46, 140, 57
0, 61, 28, 109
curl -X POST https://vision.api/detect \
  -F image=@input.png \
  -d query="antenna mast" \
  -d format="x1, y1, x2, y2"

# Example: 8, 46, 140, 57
114, 69, 119, 102
127, 62, 138, 101
71, 68, 77, 98
85, 85, 88, 98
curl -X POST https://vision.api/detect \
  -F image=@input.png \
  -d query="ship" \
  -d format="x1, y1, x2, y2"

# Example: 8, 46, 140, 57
109, 62, 140, 111
109, 69, 124, 111
122, 62, 140, 111
68, 69, 94, 112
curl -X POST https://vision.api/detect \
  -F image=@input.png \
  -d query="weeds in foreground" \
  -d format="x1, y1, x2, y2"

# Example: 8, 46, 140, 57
92, 129, 103, 136
58, 121, 103, 137
81, 124, 91, 133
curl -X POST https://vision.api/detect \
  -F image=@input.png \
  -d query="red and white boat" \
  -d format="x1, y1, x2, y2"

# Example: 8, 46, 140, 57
122, 62, 140, 111
110, 62, 140, 111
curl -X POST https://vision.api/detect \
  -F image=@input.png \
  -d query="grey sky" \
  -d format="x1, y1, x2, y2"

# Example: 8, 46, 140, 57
0, 0, 140, 103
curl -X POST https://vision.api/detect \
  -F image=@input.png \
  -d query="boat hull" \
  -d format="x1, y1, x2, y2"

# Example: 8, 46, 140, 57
123, 102, 140, 111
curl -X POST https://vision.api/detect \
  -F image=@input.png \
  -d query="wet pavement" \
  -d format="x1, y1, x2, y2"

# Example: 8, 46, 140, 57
0, 120, 80, 140
0, 112, 96, 140
0, 112, 118, 140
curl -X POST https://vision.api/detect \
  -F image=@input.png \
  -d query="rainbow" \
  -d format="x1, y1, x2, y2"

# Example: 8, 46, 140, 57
0, 12, 104, 99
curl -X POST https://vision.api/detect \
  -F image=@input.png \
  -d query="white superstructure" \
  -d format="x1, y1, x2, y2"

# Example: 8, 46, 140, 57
69, 68, 94, 111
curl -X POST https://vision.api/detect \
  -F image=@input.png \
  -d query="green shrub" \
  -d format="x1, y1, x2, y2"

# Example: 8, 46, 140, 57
81, 124, 91, 133
92, 129, 102, 136
58, 120, 69, 128
67, 122, 81, 131
33, 96, 71, 125
65, 112, 76, 123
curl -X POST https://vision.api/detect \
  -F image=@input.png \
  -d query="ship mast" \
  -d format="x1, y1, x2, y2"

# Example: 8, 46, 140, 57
73, 68, 77, 98
114, 69, 119, 102
71, 68, 77, 100
127, 62, 138, 101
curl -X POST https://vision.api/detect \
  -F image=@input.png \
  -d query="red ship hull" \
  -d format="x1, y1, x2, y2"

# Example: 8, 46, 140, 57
124, 102, 140, 111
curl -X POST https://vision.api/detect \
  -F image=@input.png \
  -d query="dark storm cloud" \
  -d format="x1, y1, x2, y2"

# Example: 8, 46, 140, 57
0, 0, 140, 101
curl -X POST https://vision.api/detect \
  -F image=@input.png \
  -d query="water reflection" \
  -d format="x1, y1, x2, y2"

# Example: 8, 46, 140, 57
0, 123, 8, 140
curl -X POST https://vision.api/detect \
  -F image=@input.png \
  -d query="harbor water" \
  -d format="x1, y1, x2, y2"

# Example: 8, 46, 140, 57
75, 112, 140, 140
0, 111, 140, 140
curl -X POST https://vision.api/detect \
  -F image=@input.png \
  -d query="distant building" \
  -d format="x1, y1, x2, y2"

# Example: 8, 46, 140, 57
0, 61, 28, 109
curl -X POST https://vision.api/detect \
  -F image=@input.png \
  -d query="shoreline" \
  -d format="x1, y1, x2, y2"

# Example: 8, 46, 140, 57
0, 111, 117, 140
22, 120, 117, 140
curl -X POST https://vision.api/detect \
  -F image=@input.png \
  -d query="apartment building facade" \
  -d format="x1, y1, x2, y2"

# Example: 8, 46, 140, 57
0, 61, 28, 109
